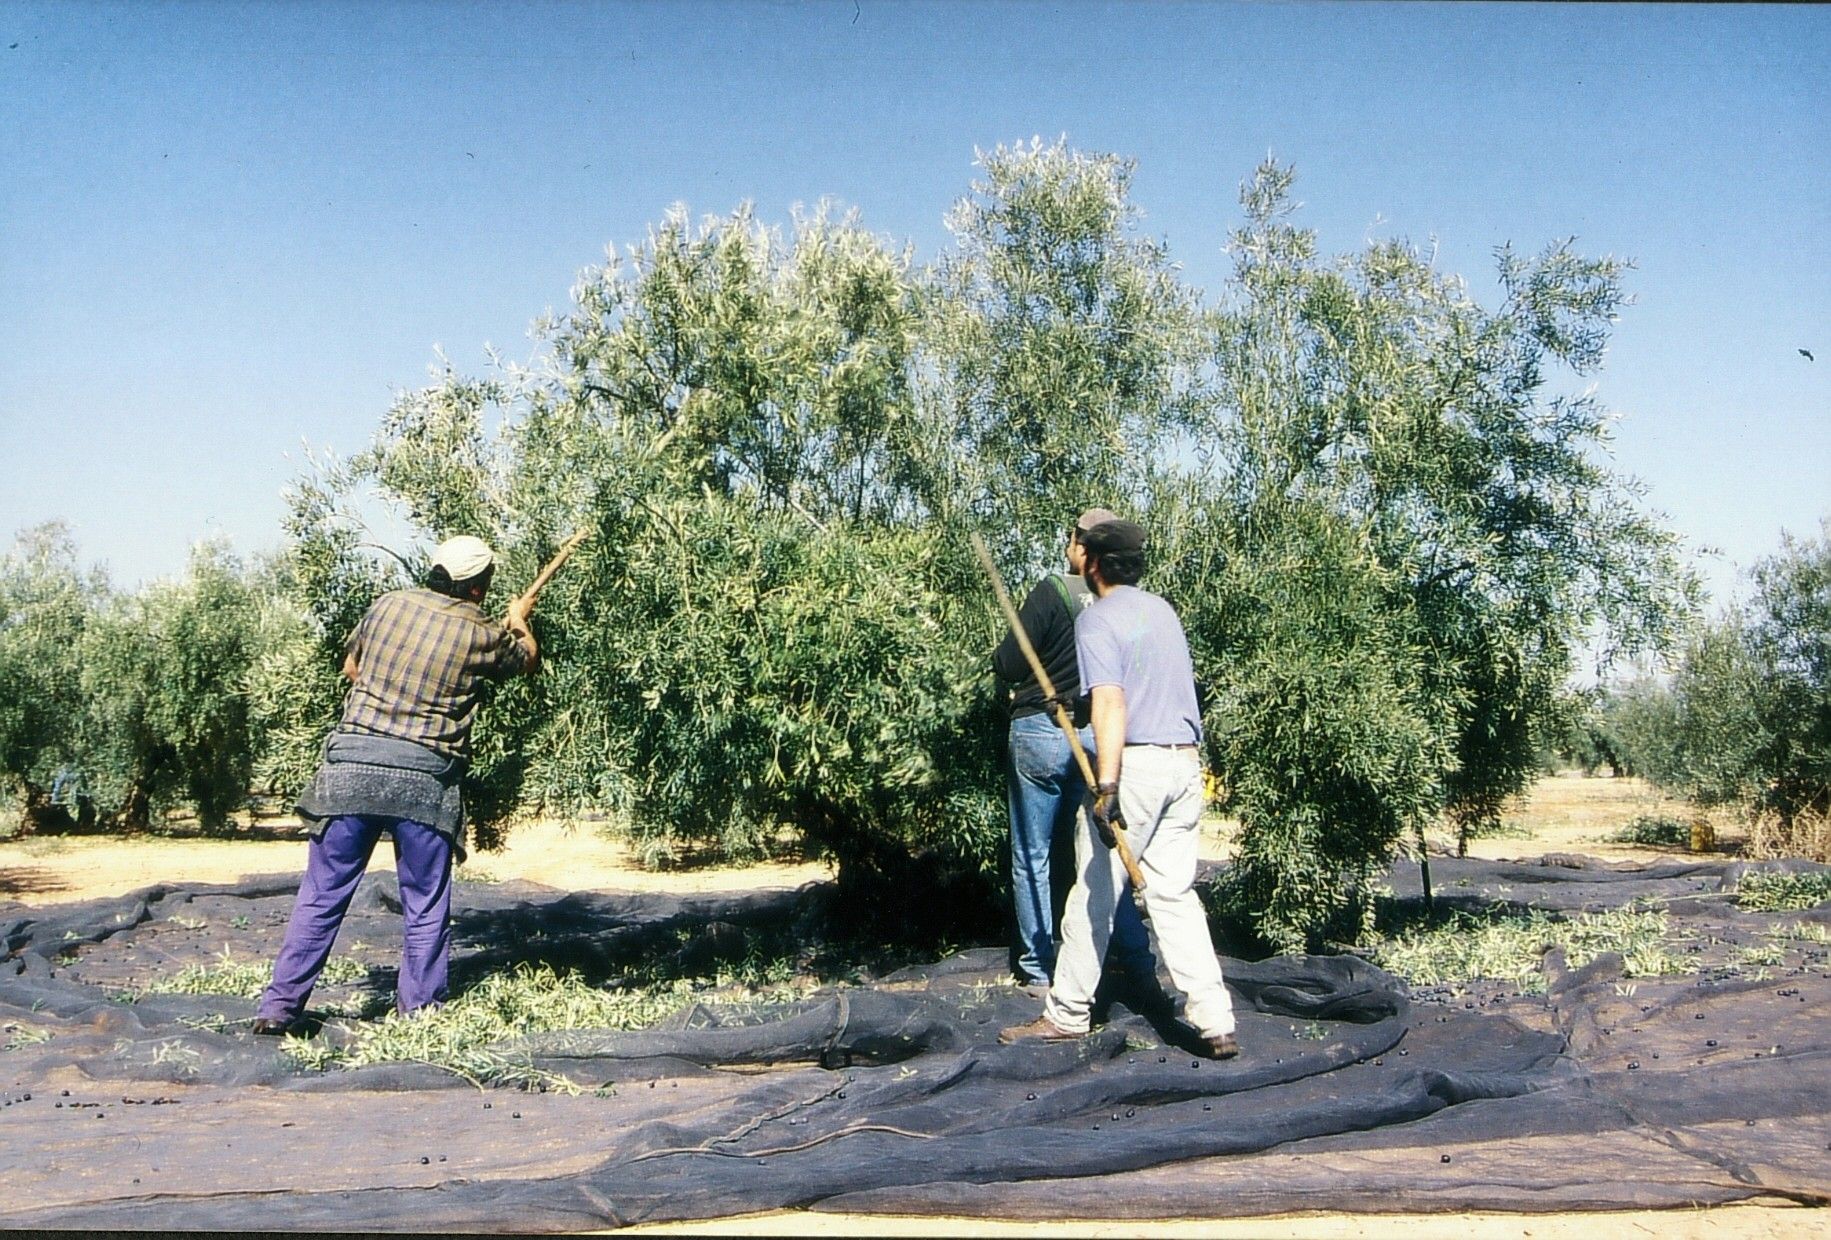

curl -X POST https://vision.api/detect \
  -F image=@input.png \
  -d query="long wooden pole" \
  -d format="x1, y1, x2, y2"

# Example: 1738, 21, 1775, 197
518, 527, 591, 609
970, 534, 1147, 893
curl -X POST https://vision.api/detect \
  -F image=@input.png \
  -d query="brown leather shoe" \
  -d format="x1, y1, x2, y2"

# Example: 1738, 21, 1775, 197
251, 1017, 296, 1037
998, 1015, 1082, 1045
1202, 1032, 1241, 1060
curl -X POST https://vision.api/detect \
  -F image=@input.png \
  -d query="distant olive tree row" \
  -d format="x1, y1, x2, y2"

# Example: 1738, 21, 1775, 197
1569, 523, 1830, 847
0, 526, 293, 833
0, 143, 1695, 950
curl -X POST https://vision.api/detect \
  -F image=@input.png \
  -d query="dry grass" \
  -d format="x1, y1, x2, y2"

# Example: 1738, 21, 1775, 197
611, 1202, 1823, 1238
458, 817, 835, 895
0, 817, 833, 907
1749, 809, 1831, 863
1500, 773, 1692, 834
1456, 774, 1738, 861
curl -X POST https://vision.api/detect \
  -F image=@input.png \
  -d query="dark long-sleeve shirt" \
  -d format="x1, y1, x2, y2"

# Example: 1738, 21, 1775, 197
993, 573, 1092, 722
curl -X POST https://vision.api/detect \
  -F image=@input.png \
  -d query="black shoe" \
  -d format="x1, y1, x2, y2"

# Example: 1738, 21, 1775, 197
251, 1017, 295, 1037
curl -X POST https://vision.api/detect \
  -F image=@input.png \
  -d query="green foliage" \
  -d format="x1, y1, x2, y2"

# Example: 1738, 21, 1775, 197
1539, 686, 1631, 776
2, 529, 285, 833
1587, 673, 1679, 780
1743, 525, 1831, 822
1167, 161, 1692, 944
0, 523, 103, 826
1373, 906, 1686, 993
282, 962, 809, 1091
1662, 621, 1771, 806
1610, 522, 1831, 836
1735, 868, 1831, 912
133, 950, 370, 999
1604, 815, 1690, 847
928, 139, 1197, 570
1174, 503, 1442, 952
591, 507, 1004, 874
78, 543, 267, 830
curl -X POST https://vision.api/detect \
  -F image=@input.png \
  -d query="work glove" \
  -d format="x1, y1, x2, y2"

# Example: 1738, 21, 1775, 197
1091, 782, 1123, 849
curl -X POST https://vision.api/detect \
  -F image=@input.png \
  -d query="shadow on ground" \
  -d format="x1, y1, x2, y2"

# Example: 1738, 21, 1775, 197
0, 865, 69, 901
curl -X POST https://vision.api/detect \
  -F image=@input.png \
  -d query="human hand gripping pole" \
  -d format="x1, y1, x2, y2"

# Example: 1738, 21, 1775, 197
970, 533, 1146, 893
504, 528, 590, 655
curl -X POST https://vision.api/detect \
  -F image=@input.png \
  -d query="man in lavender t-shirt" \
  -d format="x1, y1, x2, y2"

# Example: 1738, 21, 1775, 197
1000, 518, 1238, 1059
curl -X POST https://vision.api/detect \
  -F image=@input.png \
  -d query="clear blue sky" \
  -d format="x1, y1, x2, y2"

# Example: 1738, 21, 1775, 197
3, 1, 1826, 610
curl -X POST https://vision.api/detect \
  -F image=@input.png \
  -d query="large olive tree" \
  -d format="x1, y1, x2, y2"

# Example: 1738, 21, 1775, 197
274, 148, 1693, 947
1162, 162, 1693, 949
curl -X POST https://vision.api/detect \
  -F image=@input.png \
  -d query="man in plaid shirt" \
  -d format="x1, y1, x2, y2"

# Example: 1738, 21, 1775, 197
255, 536, 537, 1035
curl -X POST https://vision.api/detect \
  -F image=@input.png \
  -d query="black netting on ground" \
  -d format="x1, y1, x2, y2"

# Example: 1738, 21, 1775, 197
2, 853, 1827, 1230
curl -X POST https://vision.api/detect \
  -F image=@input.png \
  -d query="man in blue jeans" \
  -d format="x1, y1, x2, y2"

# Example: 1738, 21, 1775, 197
1000, 518, 1238, 1059
994, 509, 1156, 990
254, 535, 538, 1035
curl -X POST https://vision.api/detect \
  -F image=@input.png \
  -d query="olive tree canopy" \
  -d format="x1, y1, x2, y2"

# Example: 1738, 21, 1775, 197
268, 149, 1693, 946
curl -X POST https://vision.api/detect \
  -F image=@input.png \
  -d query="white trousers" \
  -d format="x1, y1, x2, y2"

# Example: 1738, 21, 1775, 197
1044, 745, 1235, 1038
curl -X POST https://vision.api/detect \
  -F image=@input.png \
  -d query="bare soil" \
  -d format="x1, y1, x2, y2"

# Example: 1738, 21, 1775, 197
617, 1203, 1825, 1238
0, 815, 833, 907
0, 773, 1709, 909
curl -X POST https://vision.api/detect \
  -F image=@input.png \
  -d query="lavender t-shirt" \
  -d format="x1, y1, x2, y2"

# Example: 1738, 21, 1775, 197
1074, 585, 1203, 746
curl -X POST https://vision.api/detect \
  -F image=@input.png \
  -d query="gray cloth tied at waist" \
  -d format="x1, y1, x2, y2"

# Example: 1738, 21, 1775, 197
295, 731, 467, 859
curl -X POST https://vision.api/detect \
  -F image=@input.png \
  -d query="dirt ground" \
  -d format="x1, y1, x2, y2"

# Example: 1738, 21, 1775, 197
0, 815, 834, 907
617, 1204, 1826, 1238
1, 776, 1817, 1238
0, 774, 1711, 909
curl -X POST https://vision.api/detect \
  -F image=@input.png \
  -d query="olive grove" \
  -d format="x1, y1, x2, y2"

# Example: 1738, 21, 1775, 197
3, 143, 1696, 948
1579, 524, 1830, 857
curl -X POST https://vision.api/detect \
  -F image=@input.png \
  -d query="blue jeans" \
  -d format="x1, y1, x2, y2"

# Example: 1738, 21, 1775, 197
1007, 712, 1155, 985
259, 815, 454, 1021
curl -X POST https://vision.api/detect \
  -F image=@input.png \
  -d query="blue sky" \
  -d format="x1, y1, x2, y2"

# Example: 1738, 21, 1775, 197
2, 1, 1826, 611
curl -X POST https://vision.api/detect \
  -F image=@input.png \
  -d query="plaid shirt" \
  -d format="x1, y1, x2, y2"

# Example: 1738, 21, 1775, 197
335, 588, 530, 760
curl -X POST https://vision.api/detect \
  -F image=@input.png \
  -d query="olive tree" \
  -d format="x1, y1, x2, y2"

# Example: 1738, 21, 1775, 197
531, 200, 1010, 893
283, 204, 1001, 919
1166, 162, 1693, 949
276, 148, 1695, 948
1646, 523, 1831, 828
1743, 523, 1831, 824
78, 543, 268, 831
923, 139, 1200, 577
0, 523, 104, 830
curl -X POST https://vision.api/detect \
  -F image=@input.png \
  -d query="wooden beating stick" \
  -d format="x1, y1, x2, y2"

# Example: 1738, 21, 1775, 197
517, 527, 591, 610
970, 534, 1147, 892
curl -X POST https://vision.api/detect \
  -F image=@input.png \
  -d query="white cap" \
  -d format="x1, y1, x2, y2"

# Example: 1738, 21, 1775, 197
431, 535, 494, 582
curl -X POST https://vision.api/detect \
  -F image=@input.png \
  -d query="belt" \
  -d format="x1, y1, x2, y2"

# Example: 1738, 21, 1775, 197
1127, 743, 1200, 752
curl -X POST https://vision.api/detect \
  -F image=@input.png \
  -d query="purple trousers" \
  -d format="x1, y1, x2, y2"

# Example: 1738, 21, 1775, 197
258, 814, 453, 1022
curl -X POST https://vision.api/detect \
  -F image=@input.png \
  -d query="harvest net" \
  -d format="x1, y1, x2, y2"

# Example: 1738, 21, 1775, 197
2, 854, 1826, 1229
